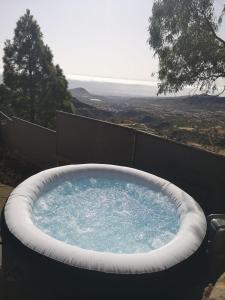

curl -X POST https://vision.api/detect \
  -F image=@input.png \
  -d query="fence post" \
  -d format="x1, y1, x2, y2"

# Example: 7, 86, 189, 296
131, 130, 137, 167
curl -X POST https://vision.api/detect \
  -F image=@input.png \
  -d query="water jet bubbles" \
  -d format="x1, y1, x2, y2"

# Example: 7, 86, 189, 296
126, 183, 131, 189
32, 176, 180, 254
90, 178, 97, 185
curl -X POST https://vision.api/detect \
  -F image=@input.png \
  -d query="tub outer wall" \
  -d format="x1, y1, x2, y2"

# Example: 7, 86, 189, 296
1, 213, 207, 300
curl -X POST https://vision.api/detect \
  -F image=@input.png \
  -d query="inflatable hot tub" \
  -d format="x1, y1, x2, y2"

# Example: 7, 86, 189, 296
2, 164, 207, 300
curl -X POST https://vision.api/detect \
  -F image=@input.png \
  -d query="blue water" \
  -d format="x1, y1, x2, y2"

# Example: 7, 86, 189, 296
32, 176, 180, 254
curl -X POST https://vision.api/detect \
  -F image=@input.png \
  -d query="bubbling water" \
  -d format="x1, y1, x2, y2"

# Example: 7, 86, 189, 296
32, 176, 180, 254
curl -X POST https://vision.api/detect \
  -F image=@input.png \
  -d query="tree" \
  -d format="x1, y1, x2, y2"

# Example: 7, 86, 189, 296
148, 0, 225, 95
2, 9, 72, 128
0, 84, 9, 112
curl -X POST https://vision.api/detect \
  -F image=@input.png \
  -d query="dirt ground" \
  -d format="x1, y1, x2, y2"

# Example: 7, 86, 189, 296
0, 145, 40, 187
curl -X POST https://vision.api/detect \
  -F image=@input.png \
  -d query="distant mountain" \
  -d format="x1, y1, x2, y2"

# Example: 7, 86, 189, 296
70, 87, 92, 99
70, 86, 114, 106
182, 94, 225, 107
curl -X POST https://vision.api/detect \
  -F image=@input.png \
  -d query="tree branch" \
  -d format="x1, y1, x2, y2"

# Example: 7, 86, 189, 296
204, 16, 225, 48
215, 86, 225, 96
198, 72, 225, 81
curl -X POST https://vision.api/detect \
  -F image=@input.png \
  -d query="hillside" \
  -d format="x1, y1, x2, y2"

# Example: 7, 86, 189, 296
71, 87, 92, 99
70, 88, 225, 156
71, 96, 112, 120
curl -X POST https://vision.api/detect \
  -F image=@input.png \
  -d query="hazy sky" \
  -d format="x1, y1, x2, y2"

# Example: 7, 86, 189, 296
0, 0, 225, 84
0, 0, 157, 82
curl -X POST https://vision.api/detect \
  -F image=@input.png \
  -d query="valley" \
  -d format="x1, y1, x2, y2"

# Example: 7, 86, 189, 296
70, 87, 225, 156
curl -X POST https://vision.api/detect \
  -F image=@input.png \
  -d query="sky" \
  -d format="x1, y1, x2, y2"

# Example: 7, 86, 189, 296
0, 0, 225, 87
0, 0, 157, 83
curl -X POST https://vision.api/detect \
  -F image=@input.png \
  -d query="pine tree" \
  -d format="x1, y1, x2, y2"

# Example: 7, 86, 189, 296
2, 9, 72, 127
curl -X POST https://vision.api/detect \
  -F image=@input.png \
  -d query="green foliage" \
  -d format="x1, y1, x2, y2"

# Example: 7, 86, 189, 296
149, 0, 225, 94
2, 9, 72, 128
0, 84, 9, 112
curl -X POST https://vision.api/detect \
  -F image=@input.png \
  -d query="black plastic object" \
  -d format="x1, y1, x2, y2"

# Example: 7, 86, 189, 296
207, 214, 225, 282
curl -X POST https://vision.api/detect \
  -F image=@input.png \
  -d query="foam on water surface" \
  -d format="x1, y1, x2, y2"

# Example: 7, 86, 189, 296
32, 176, 180, 254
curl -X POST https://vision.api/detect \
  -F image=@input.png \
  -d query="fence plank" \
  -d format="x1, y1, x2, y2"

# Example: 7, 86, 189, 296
11, 117, 56, 168
56, 111, 135, 166
134, 131, 225, 213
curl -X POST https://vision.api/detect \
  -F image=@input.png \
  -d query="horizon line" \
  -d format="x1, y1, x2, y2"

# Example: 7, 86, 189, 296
66, 73, 158, 87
